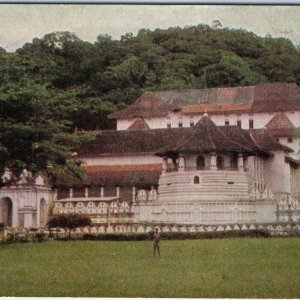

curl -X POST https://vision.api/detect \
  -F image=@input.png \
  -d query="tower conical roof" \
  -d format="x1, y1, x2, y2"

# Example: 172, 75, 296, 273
156, 115, 265, 156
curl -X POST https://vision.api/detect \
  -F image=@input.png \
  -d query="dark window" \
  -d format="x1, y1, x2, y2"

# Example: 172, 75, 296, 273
237, 120, 242, 128
89, 186, 101, 197
178, 121, 183, 128
230, 156, 238, 169
57, 188, 69, 200
217, 156, 224, 170
190, 121, 194, 127
73, 187, 85, 198
167, 123, 171, 128
249, 119, 254, 129
194, 176, 200, 184
288, 137, 293, 143
196, 156, 205, 170
225, 120, 229, 126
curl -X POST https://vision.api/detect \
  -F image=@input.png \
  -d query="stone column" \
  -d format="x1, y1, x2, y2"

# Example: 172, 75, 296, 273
54, 189, 58, 201
132, 186, 136, 203
36, 195, 41, 228
69, 187, 73, 198
210, 152, 217, 170
12, 199, 18, 228
100, 187, 104, 198
162, 157, 168, 174
85, 187, 89, 198
116, 186, 120, 198
238, 154, 244, 171
178, 154, 185, 172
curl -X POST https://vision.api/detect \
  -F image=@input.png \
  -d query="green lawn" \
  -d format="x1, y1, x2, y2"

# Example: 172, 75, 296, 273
0, 238, 300, 298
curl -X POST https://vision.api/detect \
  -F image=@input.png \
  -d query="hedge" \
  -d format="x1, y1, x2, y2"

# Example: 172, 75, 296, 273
81, 230, 271, 241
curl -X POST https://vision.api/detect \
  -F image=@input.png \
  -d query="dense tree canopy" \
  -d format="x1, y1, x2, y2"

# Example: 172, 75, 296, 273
1, 24, 300, 177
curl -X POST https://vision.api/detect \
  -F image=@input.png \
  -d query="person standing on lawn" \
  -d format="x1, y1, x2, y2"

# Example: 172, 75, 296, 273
153, 228, 160, 257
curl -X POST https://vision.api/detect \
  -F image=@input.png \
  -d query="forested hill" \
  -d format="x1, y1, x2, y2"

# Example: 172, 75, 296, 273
1, 24, 300, 177
1, 25, 300, 131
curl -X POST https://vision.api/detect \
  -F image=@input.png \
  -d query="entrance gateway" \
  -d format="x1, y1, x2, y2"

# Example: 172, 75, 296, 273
0, 170, 53, 228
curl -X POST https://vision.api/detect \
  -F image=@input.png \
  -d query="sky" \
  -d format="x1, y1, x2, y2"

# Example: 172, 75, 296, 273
0, 4, 299, 51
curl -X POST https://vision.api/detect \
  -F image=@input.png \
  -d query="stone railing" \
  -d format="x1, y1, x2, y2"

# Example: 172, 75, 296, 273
39, 221, 300, 236
276, 195, 300, 222
53, 200, 132, 215
1, 221, 299, 242
136, 189, 158, 202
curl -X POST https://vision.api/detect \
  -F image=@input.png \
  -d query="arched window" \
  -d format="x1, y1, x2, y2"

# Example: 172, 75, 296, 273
0, 197, 12, 227
194, 176, 200, 184
249, 118, 254, 129
217, 156, 224, 170
196, 156, 205, 170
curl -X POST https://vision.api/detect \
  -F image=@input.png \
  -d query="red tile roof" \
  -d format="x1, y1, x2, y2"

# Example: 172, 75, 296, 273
249, 129, 293, 152
78, 116, 286, 158
108, 92, 181, 119
156, 116, 271, 157
54, 170, 161, 187
108, 83, 300, 119
184, 103, 252, 114
77, 127, 188, 157
84, 164, 162, 173
265, 113, 295, 137
127, 118, 150, 130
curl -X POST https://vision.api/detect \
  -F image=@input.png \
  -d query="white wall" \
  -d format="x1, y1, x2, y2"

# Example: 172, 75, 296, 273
290, 166, 300, 199
115, 111, 300, 131
81, 154, 162, 166
286, 111, 300, 128
117, 119, 137, 130
264, 151, 291, 194
278, 137, 300, 159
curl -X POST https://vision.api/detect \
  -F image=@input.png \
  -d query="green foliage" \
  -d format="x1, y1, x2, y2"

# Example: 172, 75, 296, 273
5, 233, 29, 244
47, 214, 92, 238
81, 229, 271, 241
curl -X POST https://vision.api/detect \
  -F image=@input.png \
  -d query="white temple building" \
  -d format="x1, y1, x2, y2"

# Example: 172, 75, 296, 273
1, 82, 300, 230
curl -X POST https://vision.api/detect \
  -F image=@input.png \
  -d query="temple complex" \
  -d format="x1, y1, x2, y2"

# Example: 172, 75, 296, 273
1, 82, 300, 231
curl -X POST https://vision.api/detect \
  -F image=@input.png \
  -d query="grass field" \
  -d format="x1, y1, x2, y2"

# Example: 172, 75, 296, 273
0, 238, 300, 298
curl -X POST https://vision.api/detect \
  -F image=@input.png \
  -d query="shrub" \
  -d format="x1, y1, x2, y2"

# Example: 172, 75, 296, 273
82, 233, 149, 241
5, 233, 29, 244
47, 214, 92, 239
35, 232, 46, 242
81, 230, 271, 241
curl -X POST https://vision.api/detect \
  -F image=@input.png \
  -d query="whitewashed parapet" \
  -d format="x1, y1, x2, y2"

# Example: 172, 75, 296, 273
31, 222, 300, 236
2, 221, 299, 240
250, 187, 275, 200
53, 200, 132, 215
136, 188, 158, 202
277, 196, 300, 222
